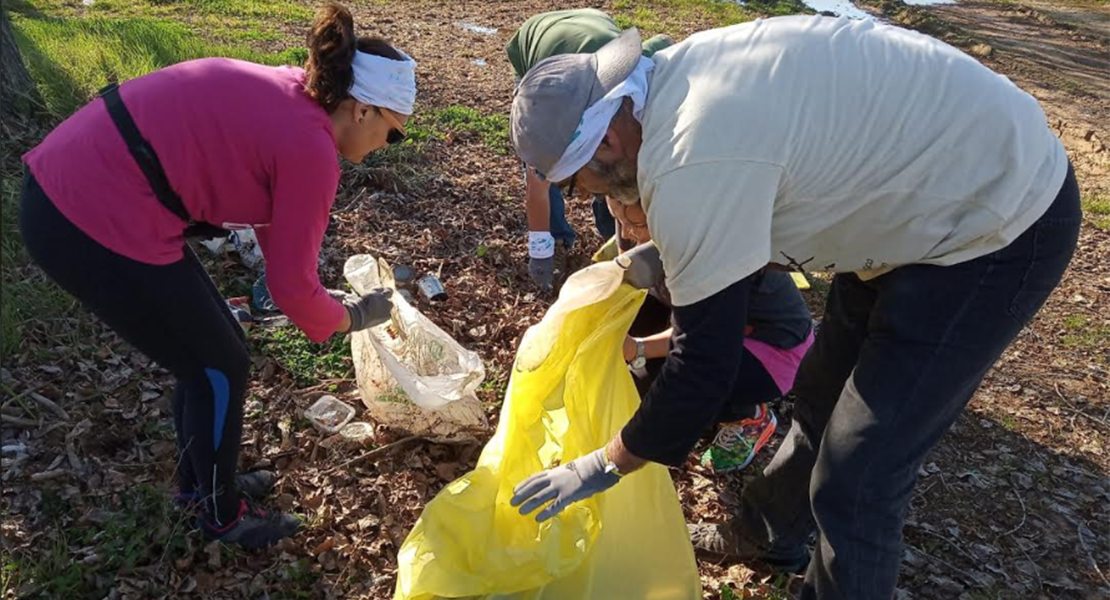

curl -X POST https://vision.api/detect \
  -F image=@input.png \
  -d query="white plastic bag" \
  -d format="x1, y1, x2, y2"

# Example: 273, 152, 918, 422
344, 255, 488, 440
229, 228, 265, 270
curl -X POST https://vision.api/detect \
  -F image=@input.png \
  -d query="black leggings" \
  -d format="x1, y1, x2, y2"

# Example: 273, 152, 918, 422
20, 173, 247, 522
628, 293, 782, 423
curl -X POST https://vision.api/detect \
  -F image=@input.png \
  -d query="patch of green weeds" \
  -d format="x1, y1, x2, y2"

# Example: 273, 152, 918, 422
612, 0, 811, 33
253, 326, 351, 385
1082, 194, 1109, 231
433, 105, 511, 154
17, 484, 188, 599
0, 548, 19, 598
1061, 314, 1110, 352
346, 112, 444, 192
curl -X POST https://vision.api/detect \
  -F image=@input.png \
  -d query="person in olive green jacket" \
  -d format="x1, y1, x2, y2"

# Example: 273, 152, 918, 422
506, 8, 671, 290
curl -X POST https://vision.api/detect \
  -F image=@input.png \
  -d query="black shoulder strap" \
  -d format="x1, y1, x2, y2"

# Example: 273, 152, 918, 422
98, 83, 190, 223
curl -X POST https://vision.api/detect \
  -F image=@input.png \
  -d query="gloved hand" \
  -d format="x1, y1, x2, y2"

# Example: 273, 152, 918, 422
342, 288, 393, 332
615, 242, 663, 289
528, 256, 554, 290
511, 447, 621, 522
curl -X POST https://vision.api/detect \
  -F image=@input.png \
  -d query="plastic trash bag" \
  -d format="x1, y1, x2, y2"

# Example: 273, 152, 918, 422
394, 263, 701, 600
344, 255, 488, 441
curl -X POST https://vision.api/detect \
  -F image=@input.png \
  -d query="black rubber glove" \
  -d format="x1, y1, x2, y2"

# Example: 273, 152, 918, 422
343, 288, 393, 332
616, 242, 664, 289
528, 256, 555, 290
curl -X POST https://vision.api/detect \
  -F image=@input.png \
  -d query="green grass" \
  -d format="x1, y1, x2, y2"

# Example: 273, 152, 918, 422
1061, 314, 1110, 352
20, 0, 313, 44
10, 9, 305, 118
1082, 194, 1110, 231
433, 105, 512, 155
253, 326, 352, 385
612, 0, 811, 32
11, 484, 189, 599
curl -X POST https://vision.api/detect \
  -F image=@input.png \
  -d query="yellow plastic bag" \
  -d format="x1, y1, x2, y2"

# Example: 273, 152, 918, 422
394, 263, 701, 600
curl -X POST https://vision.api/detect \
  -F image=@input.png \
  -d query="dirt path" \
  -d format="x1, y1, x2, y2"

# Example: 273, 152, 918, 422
942, 0, 1109, 192
864, 0, 1110, 195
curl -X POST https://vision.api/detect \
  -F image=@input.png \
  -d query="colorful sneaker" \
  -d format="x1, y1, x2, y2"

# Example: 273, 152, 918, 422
700, 404, 777, 472
197, 498, 301, 550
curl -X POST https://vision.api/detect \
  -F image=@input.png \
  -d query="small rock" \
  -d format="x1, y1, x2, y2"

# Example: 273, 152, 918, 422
969, 43, 994, 58
205, 541, 222, 568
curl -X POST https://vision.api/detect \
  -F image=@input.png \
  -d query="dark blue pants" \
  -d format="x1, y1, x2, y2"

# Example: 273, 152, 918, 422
19, 173, 248, 523
547, 183, 616, 247
735, 164, 1081, 600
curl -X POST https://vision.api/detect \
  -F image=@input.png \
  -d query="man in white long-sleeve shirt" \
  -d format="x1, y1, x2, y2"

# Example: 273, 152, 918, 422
505, 16, 1079, 600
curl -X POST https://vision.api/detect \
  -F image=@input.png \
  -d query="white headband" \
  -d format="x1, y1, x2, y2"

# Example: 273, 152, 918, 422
349, 49, 417, 116
543, 56, 654, 183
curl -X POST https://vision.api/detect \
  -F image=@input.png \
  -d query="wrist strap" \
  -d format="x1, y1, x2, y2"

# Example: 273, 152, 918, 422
528, 231, 556, 259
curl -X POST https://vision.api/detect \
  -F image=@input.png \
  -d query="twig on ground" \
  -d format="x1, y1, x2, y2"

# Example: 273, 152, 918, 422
1078, 521, 1110, 590
28, 392, 70, 421
296, 379, 352, 395
0, 383, 45, 413
907, 544, 987, 589
322, 435, 423, 475
999, 480, 1028, 538
908, 523, 979, 565
30, 468, 69, 482
1, 414, 39, 428
1053, 382, 1110, 430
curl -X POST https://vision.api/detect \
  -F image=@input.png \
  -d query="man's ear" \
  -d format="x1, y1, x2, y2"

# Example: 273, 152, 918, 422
356, 102, 370, 124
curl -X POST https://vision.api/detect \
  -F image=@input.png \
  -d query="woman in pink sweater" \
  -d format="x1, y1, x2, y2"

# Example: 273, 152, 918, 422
19, 3, 410, 548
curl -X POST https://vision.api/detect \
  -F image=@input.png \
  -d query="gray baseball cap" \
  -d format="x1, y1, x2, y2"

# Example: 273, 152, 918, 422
510, 28, 643, 178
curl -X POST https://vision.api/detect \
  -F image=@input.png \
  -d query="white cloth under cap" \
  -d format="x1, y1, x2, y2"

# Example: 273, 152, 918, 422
543, 56, 653, 183
349, 49, 417, 115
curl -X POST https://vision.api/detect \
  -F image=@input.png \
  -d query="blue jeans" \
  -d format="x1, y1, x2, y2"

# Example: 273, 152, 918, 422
734, 164, 1081, 600
547, 184, 617, 248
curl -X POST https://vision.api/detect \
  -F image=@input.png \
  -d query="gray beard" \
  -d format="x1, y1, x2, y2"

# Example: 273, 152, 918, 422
587, 157, 639, 204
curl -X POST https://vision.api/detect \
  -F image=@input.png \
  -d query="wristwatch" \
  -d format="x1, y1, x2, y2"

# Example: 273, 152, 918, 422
630, 338, 647, 370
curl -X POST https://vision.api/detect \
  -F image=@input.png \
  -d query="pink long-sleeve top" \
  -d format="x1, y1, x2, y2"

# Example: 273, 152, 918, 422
23, 58, 346, 342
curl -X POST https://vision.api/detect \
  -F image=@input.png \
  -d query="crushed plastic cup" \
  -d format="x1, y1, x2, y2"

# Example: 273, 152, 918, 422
304, 395, 356, 434
339, 422, 376, 445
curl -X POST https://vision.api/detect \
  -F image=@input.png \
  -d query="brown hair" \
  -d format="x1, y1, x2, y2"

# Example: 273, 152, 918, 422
304, 3, 404, 112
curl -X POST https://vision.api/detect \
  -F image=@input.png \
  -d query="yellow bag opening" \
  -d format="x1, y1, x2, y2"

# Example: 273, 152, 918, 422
394, 263, 701, 600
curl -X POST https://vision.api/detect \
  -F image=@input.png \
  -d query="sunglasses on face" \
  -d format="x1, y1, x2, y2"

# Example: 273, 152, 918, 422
377, 107, 408, 146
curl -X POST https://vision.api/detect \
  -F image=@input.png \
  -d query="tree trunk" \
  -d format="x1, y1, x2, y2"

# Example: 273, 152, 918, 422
1, 2, 40, 124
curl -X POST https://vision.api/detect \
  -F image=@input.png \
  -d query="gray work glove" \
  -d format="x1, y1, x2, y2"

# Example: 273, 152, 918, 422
615, 242, 664, 289
342, 288, 393, 332
528, 256, 555, 290
511, 447, 621, 522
